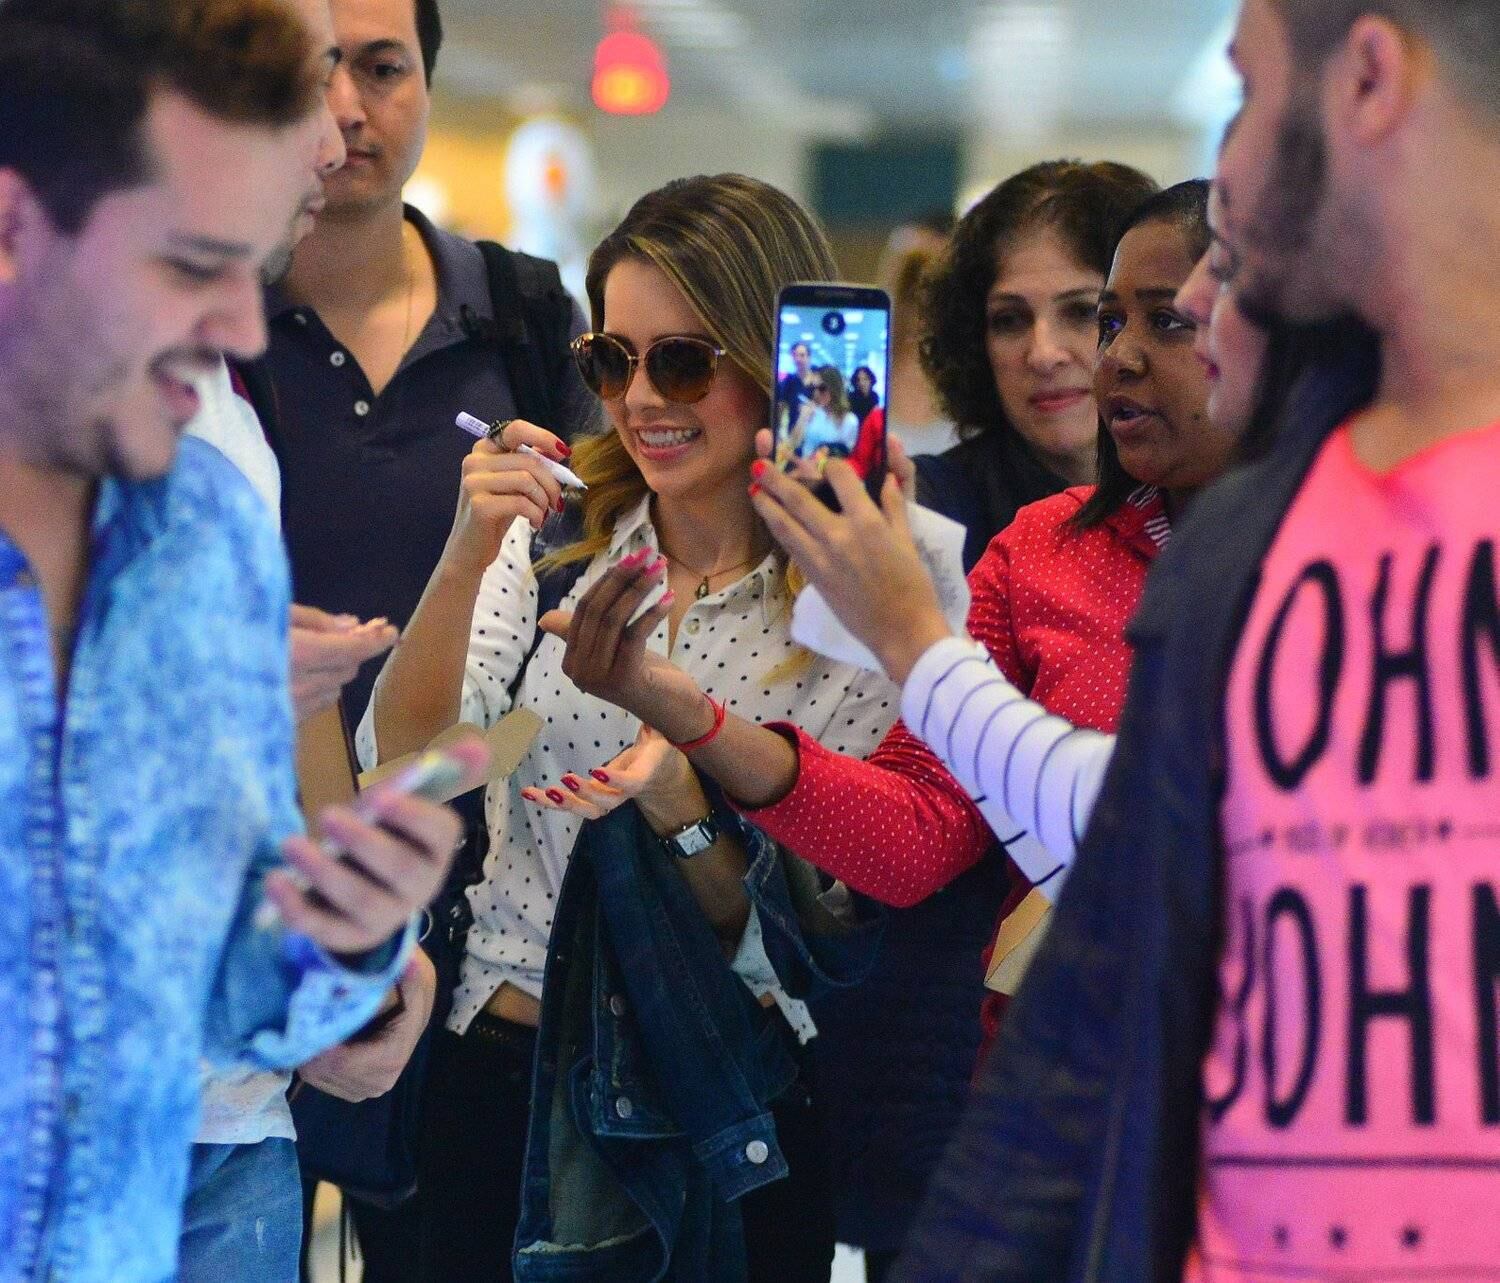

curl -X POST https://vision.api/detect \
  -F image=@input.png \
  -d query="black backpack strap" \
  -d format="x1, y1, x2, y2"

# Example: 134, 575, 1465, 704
474, 240, 576, 436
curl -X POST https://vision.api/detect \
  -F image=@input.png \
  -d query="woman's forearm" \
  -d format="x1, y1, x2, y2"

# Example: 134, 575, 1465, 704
635, 777, 750, 943
371, 556, 487, 761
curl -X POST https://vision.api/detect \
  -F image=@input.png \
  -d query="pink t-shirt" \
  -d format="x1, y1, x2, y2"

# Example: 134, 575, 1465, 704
1191, 419, 1500, 1281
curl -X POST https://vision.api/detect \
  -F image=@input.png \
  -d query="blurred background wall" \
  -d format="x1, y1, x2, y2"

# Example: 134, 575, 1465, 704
408, 0, 1242, 288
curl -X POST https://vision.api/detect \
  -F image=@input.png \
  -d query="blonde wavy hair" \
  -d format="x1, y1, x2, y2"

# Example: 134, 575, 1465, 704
540, 174, 839, 601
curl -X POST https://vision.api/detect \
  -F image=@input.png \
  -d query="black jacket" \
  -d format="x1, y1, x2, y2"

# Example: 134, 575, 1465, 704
894, 333, 1381, 1282
916, 430, 1068, 573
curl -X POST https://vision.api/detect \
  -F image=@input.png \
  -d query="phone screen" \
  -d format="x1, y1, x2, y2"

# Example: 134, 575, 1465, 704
773, 287, 891, 501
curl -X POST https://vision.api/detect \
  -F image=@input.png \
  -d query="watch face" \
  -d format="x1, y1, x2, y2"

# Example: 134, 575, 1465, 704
670, 816, 718, 858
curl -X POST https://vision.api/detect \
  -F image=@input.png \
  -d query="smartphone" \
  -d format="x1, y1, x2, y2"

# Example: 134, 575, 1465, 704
772, 282, 891, 508
256, 748, 472, 932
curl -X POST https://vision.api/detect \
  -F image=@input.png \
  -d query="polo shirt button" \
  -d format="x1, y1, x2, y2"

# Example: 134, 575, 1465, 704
615, 1096, 634, 1120
608, 994, 627, 1017
330, 351, 347, 367
294, 311, 309, 325
685, 618, 701, 636
744, 1140, 769, 1165
354, 400, 371, 417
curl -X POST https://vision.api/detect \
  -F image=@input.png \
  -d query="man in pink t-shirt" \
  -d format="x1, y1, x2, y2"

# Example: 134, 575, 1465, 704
1192, 0, 1500, 1276
873, 1, 1500, 1280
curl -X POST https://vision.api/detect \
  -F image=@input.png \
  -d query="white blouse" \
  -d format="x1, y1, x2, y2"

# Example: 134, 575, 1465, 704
358, 496, 900, 1033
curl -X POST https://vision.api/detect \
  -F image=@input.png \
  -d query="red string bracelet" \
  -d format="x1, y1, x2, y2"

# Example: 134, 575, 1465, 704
669, 694, 727, 752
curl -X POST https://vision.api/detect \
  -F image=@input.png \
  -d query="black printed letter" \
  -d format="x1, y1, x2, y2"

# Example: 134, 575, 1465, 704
1474, 884, 1500, 1124
1263, 889, 1321, 1128
1462, 541, 1500, 781
1347, 885, 1435, 1126
1256, 561, 1344, 791
1359, 548, 1440, 784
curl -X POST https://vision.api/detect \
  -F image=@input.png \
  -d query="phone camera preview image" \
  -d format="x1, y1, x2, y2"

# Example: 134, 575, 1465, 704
774, 303, 889, 490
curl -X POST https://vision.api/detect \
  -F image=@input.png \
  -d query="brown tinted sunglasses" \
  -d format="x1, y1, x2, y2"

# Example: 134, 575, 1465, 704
571, 332, 728, 405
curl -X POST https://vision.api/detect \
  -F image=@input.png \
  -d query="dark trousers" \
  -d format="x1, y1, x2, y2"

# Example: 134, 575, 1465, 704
408, 1016, 835, 1282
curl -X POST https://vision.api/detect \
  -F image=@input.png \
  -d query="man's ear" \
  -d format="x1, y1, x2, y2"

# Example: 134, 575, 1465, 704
1328, 15, 1427, 148
0, 169, 52, 288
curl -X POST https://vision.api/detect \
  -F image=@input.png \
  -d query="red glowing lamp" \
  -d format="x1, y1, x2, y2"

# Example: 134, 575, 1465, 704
592, 29, 670, 116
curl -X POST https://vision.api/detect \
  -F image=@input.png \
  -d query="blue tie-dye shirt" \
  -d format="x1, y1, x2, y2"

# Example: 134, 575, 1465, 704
0, 439, 409, 1283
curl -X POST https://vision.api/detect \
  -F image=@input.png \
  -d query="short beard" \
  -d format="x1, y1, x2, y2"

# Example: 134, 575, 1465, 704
1236, 87, 1331, 324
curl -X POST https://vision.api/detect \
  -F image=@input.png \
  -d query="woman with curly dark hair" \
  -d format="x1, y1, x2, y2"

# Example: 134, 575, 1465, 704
916, 160, 1158, 569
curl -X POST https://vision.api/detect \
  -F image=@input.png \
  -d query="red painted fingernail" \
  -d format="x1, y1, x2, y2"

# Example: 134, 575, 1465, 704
557, 441, 573, 457
562, 776, 582, 793
546, 789, 566, 804
590, 769, 611, 784
748, 483, 761, 498
750, 460, 768, 479
521, 788, 539, 801
555, 497, 565, 513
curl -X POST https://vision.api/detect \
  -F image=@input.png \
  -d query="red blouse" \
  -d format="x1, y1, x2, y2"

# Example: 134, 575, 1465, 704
741, 486, 1168, 1037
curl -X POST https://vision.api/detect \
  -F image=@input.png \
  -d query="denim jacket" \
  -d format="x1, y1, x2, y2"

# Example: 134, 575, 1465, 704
894, 327, 1382, 1283
0, 440, 410, 1283
514, 799, 882, 1282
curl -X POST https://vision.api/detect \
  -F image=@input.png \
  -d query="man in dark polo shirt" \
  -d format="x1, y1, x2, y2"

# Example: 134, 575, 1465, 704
263, 0, 594, 1276
267, 0, 595, 731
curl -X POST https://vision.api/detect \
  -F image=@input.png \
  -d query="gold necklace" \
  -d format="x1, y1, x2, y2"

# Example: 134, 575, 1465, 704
662, 546, 772, 600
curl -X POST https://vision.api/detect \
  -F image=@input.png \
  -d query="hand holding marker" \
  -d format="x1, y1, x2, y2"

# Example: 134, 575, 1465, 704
456, 411, 589, 492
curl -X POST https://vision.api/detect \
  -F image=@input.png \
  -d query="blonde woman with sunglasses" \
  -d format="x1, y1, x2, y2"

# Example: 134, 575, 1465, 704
361, 174, 898, 1282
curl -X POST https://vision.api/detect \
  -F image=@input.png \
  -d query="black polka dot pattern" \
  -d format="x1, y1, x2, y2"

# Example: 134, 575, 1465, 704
440, 503, 902, 1028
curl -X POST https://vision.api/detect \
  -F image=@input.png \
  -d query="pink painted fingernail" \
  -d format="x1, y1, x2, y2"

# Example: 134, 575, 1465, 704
562, 776, 583, 793
546, 789, 566, 804
659, 590, 676, 608
621, 549, 648, 569
590, 769, 611, 784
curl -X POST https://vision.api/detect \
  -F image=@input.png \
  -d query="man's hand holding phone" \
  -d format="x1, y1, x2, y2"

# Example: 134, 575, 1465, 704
266, 735, 490, 960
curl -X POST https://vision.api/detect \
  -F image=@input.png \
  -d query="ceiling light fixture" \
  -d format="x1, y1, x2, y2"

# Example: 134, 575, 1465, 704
592, 9, 671, 116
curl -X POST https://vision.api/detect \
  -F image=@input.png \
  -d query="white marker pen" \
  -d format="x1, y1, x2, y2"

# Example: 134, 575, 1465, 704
454, 411, 588, 491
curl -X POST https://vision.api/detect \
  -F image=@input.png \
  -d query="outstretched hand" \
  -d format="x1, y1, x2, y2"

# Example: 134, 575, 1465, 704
521, 726, 697, 823
538, 551, 716, 744
748, 449, 953, 685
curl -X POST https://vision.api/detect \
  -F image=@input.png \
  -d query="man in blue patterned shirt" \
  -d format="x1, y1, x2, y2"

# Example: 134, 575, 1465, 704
0, 3, 483, 1279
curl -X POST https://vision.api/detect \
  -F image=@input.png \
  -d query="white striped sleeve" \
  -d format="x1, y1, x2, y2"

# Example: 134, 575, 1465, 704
899, 636, 1114, 897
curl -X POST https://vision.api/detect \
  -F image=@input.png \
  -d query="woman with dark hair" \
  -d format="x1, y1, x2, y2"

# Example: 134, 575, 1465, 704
916, 160, 1159, 569
849, 366, 880, 423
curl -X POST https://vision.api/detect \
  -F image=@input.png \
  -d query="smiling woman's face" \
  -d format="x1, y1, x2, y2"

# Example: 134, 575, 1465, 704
1094, 219, 1233, 494
984, 224, 1106, 481
601, 257, 766, 502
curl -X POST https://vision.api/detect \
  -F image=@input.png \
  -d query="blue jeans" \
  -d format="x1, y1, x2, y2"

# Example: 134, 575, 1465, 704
179, 1139, 303, 1283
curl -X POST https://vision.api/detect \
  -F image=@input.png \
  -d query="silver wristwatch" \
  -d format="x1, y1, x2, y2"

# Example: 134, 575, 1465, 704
660, 813, 720, 860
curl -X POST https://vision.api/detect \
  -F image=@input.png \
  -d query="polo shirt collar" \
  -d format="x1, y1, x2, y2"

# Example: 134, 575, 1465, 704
265, 204, 494, 352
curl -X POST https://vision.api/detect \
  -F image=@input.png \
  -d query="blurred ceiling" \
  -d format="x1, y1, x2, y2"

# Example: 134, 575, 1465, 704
436, 0, 1239, 138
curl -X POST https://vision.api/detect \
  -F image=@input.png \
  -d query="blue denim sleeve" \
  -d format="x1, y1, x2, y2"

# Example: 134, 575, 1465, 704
198, 462, 417, 1070
203, 869, 417, 1071
726, 801, 885, 1004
